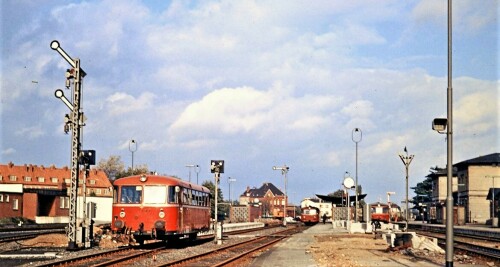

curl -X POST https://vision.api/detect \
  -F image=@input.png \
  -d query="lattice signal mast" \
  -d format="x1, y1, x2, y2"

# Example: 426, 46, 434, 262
51, 40, 86, 250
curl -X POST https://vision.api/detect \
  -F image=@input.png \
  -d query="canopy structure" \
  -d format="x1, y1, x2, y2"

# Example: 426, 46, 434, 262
315, 193, 367, 206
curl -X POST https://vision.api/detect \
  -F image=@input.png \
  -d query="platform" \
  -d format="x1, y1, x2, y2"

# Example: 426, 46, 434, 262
249, 223, 493, 267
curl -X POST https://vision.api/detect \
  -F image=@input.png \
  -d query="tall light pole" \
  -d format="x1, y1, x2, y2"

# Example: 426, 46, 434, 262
352, 128, 362, 222
129, 139, 137, 171
228, 177, 236, 204
195, 165, 200, 184
185, 164, 198, 183
399, 147, 414, 231
432, 1, 454, 265
273, 165, 289, 227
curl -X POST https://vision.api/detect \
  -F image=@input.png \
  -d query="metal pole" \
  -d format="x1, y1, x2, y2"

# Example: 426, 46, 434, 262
129, 140, 137, 171
214, 172, 220, 244
445, 0, 454, 265
352, 128, 361, 222
399, 148, 413, 231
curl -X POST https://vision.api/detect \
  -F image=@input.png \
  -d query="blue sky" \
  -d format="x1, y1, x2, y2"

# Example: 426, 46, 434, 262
1, 0, 498, 206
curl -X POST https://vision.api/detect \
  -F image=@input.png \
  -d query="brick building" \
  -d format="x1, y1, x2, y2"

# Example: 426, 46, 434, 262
0, 162, 112, 223
238, 182, 294, 218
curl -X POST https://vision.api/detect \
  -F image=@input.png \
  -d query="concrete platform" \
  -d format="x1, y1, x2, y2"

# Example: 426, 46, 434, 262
249, 223, 491, 267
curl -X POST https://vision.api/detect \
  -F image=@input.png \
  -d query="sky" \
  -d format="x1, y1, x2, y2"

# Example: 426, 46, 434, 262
1, 0, 498, 206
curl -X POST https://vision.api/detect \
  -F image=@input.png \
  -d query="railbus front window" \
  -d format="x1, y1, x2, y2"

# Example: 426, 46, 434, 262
120, 186, 142, 203
144, 185, 167, 204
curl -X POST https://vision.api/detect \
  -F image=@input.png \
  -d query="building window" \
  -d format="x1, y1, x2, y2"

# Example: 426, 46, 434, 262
96, 189, 102, 195
9, 175, 17, 181
0, 175, 3, 181
0, 194, 3, 202
104, 189, 110, 195
65, 178, 70, 184
78, 188, 81, 194
24, 176, 32, 182
60, 197, 69, 209
38, 177, 45, 182
13, 199, 19, 210
5, 195, 9, 203
90, 180, 96, 185
51, 177, 58, 183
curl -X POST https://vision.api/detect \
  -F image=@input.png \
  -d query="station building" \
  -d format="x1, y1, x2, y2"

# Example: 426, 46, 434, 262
427, 153, 499, 225
0, 162, 113, 224
237, 182, 295, 219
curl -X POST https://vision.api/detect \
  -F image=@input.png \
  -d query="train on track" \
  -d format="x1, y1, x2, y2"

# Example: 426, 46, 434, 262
111, 174, 211, 245
300, 206, 320, 225
370, 202, 402, 223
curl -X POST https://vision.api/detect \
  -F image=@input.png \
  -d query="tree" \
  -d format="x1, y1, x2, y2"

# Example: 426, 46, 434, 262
96, 155, 149, 180
202, 180, 225, 219
97, 155, 125, 180
116, 164, 150, 179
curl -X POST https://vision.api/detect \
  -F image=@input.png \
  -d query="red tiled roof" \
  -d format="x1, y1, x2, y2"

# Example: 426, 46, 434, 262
0, 162, 112, 189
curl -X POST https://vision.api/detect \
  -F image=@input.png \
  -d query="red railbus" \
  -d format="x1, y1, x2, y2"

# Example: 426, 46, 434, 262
111, 174, 211, 244
301, 206, 320, 225
370, 202, 401, 223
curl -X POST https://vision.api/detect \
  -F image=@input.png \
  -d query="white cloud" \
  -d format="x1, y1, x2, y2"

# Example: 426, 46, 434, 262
105, 92, 156, 116
2, 148, 16, 156
15, 125, 44, 140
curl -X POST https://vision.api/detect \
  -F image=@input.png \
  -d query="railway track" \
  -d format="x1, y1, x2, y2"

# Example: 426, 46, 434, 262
399, 223, 500, 261
153, 226, 303, 267
30, 225, 286, 267
0, 229, 66, 243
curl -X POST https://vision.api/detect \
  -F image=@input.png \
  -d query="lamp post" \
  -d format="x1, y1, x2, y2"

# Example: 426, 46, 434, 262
273, 165, 289, 227
352, 128, 362, 222
195, 165, 200, 184
399, 147, 414, 231
432, 2, 454, 264
185, 164, 199, 183
228, 177, 236, 204
129, 140, 137, 171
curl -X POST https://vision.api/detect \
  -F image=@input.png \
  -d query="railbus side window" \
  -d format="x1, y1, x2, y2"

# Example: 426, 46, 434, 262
168, 186, 178, 203
113, 186, 118, 203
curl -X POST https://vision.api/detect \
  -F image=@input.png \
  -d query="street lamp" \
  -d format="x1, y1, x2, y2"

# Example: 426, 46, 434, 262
129, 140, 137, 171
432, 1, 454, 264
273, 165, 289, 227
352, 128, 362, 222
399, 147, 414, 231
228, 177, 236, 204
185, 164, 199, 183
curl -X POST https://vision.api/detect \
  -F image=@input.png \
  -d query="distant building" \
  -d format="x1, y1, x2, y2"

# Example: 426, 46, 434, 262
238, 182, 294, 218
0, 162, 113, 224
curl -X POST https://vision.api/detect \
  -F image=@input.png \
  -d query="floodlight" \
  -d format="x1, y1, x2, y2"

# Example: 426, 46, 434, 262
432, 118, 447, 133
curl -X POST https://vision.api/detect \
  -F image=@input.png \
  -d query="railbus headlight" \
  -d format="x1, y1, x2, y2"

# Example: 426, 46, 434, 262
159, 210, 165, 218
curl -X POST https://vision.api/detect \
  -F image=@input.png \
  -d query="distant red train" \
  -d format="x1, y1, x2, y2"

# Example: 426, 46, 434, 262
370, 202, 401, 223
301, 206, 320, 225
111, 174, 211, 244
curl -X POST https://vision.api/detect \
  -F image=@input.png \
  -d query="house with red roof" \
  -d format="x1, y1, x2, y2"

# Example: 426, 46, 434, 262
0, 162, 113, 224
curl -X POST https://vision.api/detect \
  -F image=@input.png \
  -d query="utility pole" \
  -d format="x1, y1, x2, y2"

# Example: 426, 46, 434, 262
51, 40, 86, 250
